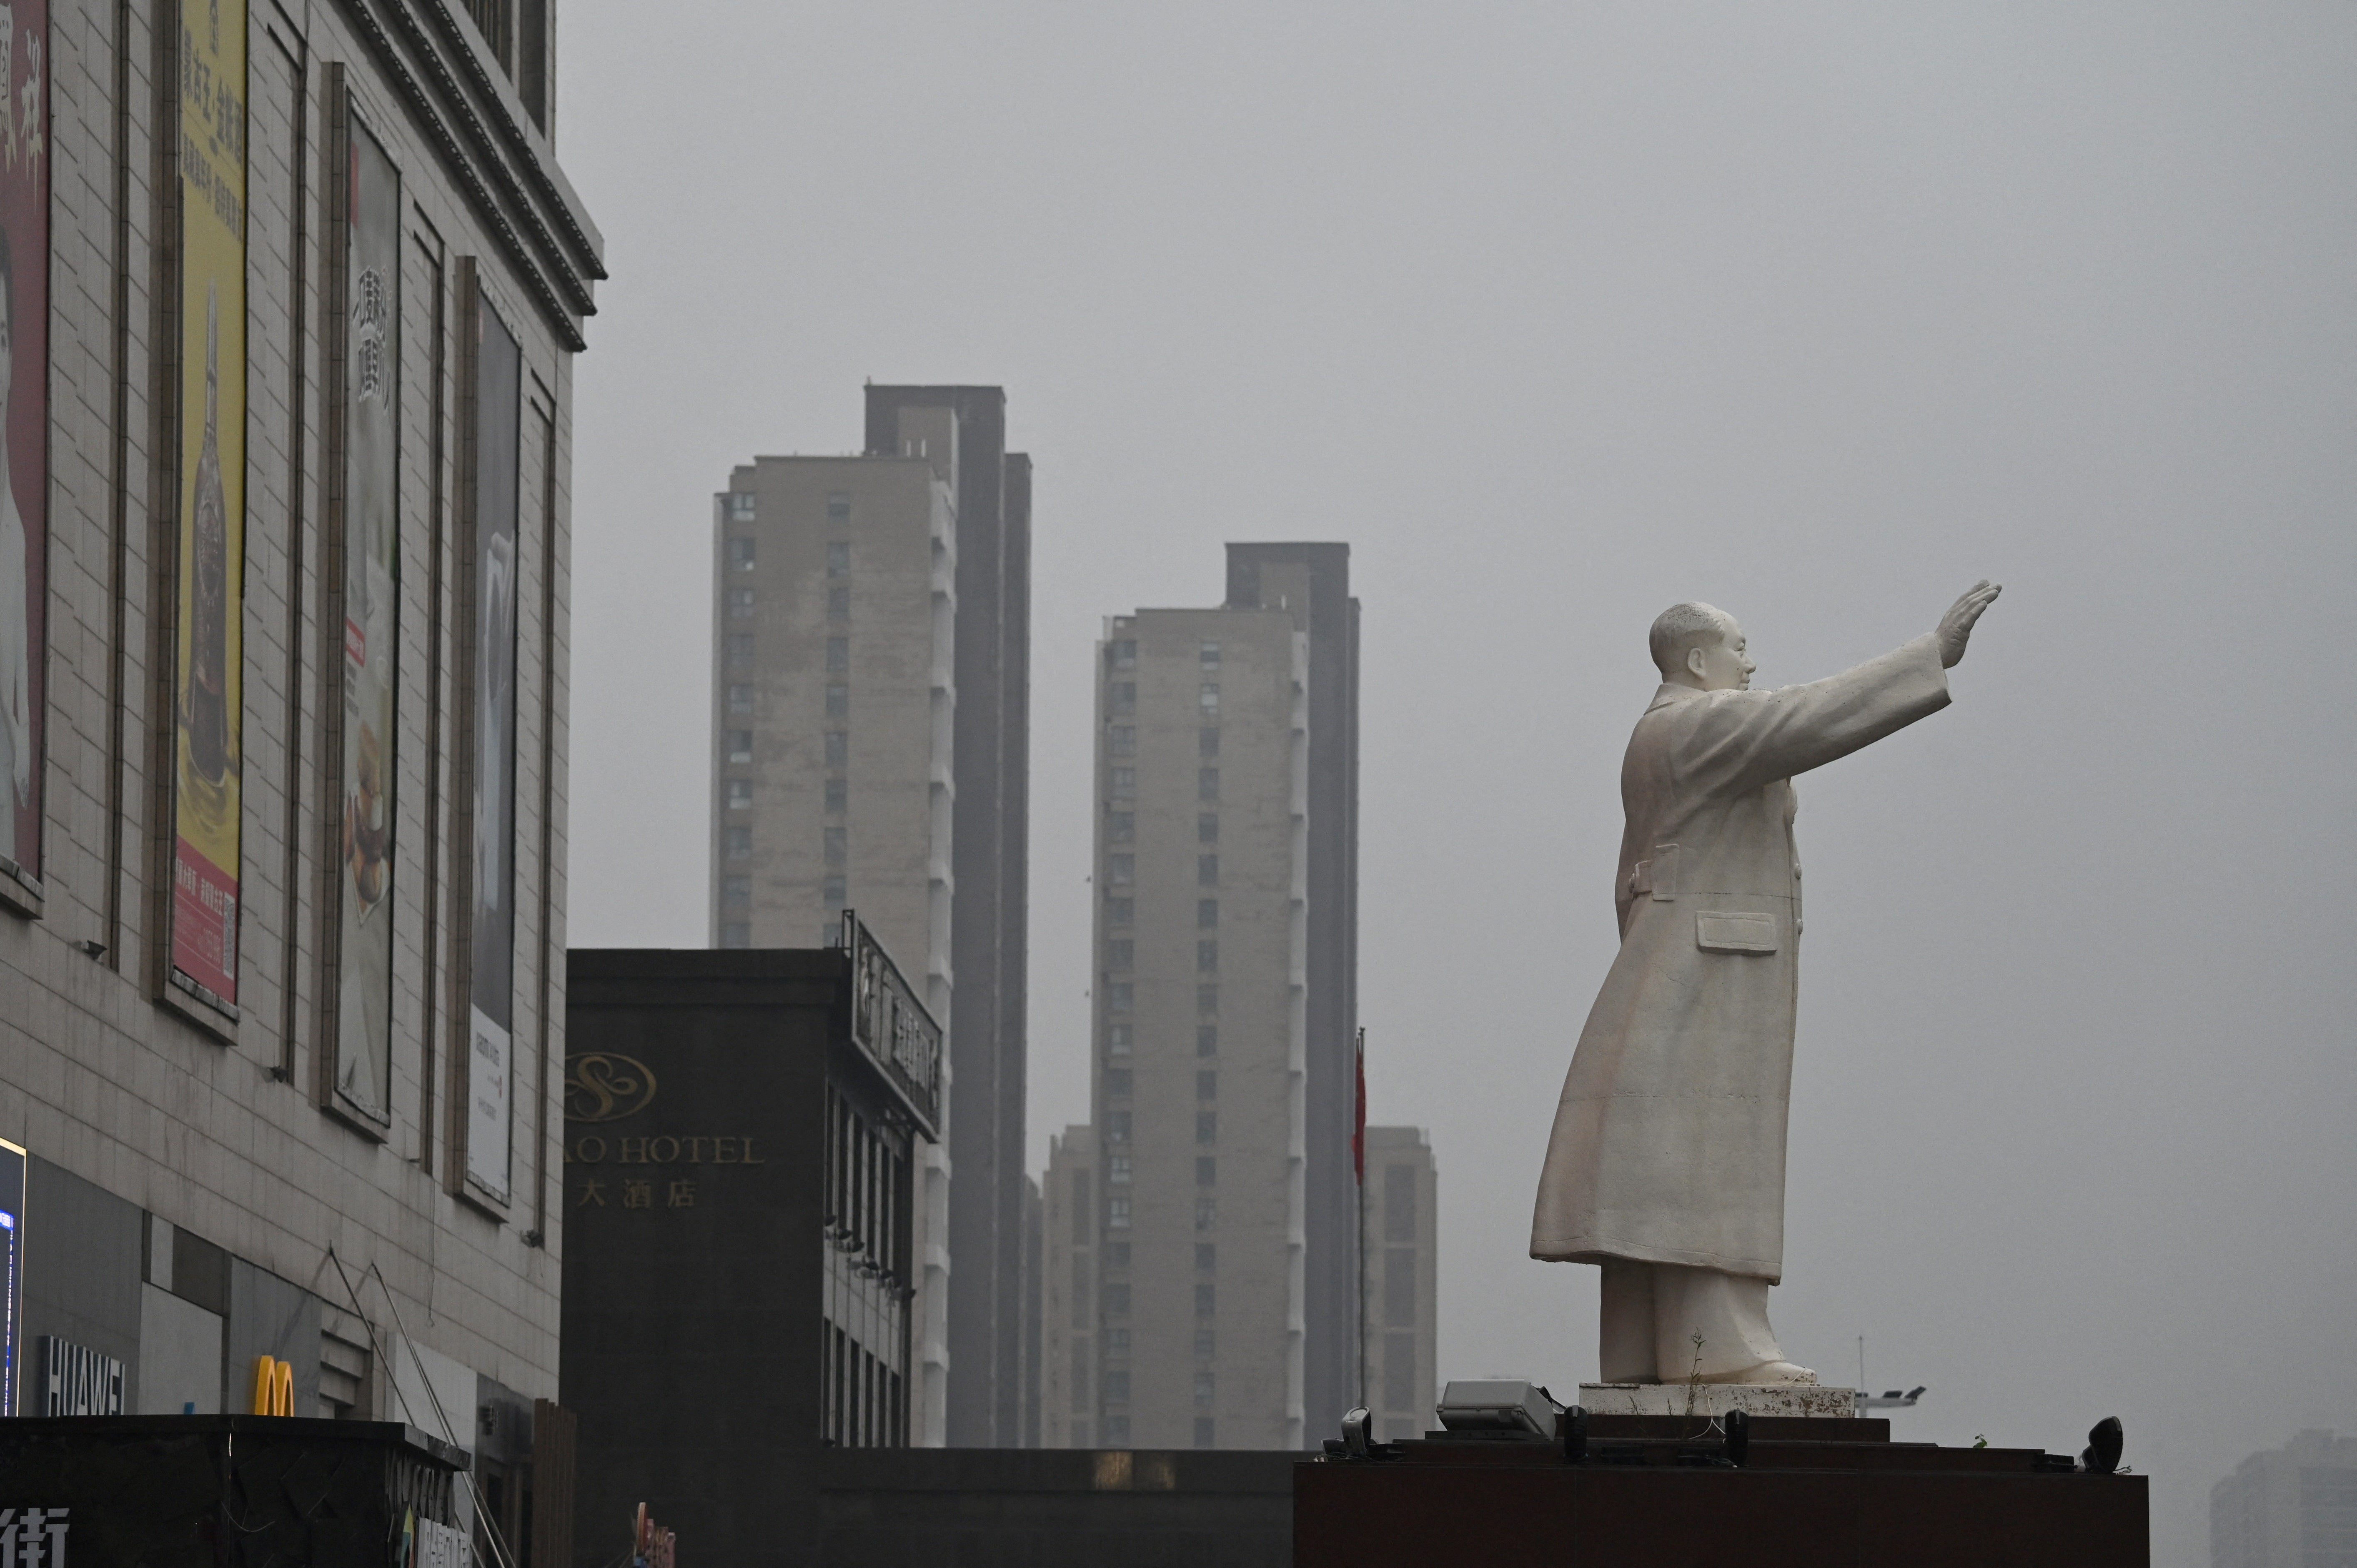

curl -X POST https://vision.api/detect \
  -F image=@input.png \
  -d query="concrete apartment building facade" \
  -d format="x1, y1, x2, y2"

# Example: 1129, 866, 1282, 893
0, 0, 599, 1550
2212, 1430, 2357, 1568
1038, 544, 1365, 1450
709, 386, 1032, 1445
1360, 1126, 1437, 1442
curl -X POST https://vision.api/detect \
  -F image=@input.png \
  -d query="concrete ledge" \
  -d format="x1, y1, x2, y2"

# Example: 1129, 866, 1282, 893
1580, 1382, 1861, 1419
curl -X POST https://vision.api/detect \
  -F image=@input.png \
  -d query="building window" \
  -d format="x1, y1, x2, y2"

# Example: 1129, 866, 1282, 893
826, 636, 849, 674
1198, 767, 1218, 801
726, 728, 754, 764
823, 876, 847, 907
1106, 1068, 1132, 1096
826, 684, 849, 718
1200, 640, 1220, 668
1197, 813, 1217, 843
1195, 1244, 1215, 1272
729, 536, 756, 569
724, 875, 750, 904
1200, 728, 1219, 758
1108, 939, 1133, 970
728, 684, 754, 714
827, 541, 850, 577
828, 586, 851, 621
728, 587, 756, 617
1200, 683, 1219, 714
1107, 1155, 1132, 1185
1194, 1281, 1215, 1314
1197, 940, 1217, 973
1197, 1112, 1217, 1144
1105, 1370, 1131, 1403
1110, 854, 1134, 884
1197, 854, 1217, 886
721, 922, 751, 948
727, 491, 756, 521
1108, 982, 1133, 1011
1106, 896, 1134, 924
1193, 1328, 1215, 1357
1194, 1417, 1214, 1447
1196, 1025, 1217, 1057
1196, 984, 1218, 1014
1105, 1242, 1130, 1268
1109, 811, 1133, 842
1111, 639, 1137, 670
1111, 681, 1135, 715
725, 827, 752, 859
1112, 766, 1136, 796
1103, 1416, 1130, 1445
726, 779, 752, 810
1108, 1197, 1131, 1230
1108, 1024, 1132, 1055
1197, 899, 1218, 927
827, 492, 851, 524
727, 633, 754, 664
1105, 1326, 1130, 1353
1193, 1371, 1214, 1408
824, 827, 847, 865
825, 731, 848, 769
825, 778, 847, 814
1110, 726, 1135, 756
1197, 1070, 1216, 1100
1195, 1157, 1216, 1186
1195, 1197, 1217, 1230
1108, 1111, 1131, 1143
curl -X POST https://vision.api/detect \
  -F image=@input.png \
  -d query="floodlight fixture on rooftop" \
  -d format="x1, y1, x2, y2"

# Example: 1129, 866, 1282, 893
1437, 1380, 1563, 1439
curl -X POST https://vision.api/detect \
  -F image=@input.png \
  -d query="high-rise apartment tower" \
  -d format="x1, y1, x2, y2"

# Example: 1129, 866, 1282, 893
1039, 544, 1359, 1448
2212, 1429, 2357, 1568
709, 387, 1031, 1445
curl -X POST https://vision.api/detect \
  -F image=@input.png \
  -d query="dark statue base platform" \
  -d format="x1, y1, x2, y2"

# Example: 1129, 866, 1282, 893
1296, 1415, 2147, 1568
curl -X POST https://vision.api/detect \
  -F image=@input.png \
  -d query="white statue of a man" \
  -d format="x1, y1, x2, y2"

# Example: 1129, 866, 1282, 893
1531, 582, 2002, 1385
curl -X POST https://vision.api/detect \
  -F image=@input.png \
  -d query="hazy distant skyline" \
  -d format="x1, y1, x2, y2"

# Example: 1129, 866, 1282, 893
558, 6, 2356, 1559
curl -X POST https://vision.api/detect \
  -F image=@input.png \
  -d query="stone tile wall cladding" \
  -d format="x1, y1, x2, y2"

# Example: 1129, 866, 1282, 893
0, 0, 599, 1448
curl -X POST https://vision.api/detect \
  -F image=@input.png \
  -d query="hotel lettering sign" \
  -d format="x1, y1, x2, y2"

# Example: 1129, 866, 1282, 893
845, 911, 940, 1136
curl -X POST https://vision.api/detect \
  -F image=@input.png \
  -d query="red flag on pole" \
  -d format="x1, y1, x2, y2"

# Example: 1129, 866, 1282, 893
1352, 1028, 1366, 1184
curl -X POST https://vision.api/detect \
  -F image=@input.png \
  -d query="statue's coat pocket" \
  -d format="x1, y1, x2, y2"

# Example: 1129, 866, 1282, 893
1695, 911, 1778, 953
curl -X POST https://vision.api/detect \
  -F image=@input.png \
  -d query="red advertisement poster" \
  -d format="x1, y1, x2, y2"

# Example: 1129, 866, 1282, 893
0, 0, 48, 883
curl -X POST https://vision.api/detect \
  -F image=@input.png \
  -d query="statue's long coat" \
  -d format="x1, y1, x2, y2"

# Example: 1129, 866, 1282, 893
1531, 634, 1950, 1282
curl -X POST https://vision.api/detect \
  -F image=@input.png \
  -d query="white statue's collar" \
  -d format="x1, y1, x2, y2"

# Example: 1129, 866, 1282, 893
1646, 682, 1711, 713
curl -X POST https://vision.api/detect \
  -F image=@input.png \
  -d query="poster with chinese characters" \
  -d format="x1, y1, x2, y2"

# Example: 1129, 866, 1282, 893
464, 297, 521, 1200
0, 0, 45, 888
170, 0, 247, 1004
332, 104, 400, 1120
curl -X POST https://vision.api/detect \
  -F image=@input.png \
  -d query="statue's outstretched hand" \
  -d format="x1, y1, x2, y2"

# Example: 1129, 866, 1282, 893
1936, 580, 2001, 669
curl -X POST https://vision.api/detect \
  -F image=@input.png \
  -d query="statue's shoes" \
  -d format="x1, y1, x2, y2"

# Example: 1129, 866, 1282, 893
1701, 1360, 1818, 1385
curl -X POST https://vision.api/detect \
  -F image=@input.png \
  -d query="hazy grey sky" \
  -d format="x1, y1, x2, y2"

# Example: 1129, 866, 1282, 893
559, 6, 2355, 1558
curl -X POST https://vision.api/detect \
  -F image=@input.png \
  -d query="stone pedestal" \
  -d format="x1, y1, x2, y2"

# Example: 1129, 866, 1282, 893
1296, 1418, 2148, 1568
1578, 1381, 1859, 1420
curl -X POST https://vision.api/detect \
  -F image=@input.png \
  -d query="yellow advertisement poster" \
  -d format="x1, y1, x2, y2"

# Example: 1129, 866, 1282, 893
170, 0, 246, 1002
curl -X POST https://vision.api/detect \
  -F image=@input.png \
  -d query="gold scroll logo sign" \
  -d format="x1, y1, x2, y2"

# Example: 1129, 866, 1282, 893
563, 1052, 659, 1123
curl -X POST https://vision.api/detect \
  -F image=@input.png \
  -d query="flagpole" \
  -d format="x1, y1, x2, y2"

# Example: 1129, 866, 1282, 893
1354, 1027, 1367, 1413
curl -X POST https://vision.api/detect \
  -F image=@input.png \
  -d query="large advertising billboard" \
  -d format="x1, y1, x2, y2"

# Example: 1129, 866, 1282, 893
331, 105, 400, 1118
170, 0, 247, 1004
464, 298, 521, 1200
0, 0, 46, 887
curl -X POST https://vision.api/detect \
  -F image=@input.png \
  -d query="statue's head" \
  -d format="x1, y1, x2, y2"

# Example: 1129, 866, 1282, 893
1649, 602, 1755, 691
